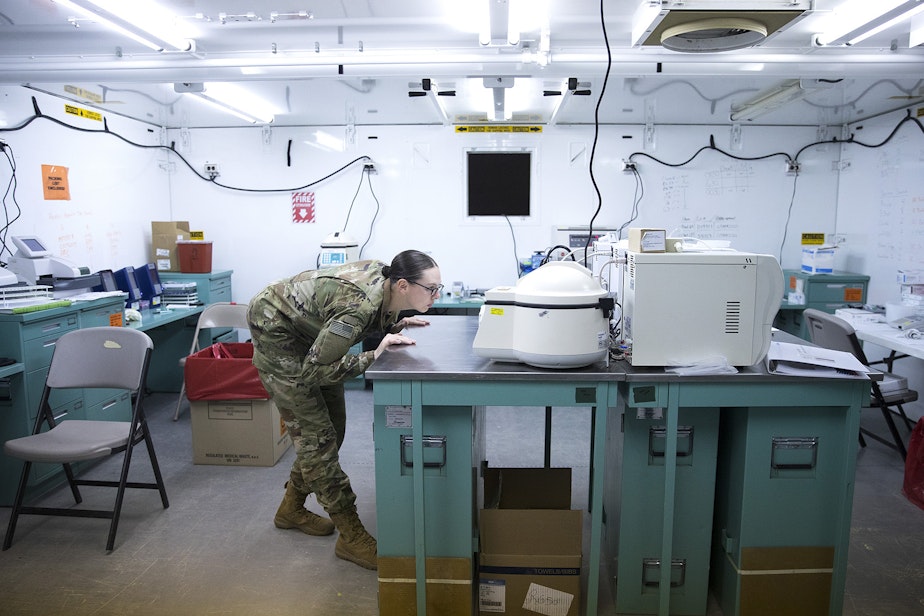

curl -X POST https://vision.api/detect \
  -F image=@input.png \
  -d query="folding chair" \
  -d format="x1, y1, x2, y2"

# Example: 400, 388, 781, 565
3, 327, 169, 552
803, 308, 918, 459
173, 302, 251, 421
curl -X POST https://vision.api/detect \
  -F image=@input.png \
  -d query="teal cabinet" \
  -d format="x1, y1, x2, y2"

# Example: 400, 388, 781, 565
605, 383, 719, 615
711, 404, 857, 616
160, 270, 234, 304
775, 270, 869, 340
0, 296, 124, 505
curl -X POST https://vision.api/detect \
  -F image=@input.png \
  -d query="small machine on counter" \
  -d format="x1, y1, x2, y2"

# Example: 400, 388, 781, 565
6, 235, 94, 288
473, 261, 615, 369
319, 231, 359, 268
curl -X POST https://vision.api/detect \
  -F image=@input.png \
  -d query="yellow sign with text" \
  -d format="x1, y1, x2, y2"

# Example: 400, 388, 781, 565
801, 233, 826, 245
64, 104, 102, 122
455, 125, 543, 133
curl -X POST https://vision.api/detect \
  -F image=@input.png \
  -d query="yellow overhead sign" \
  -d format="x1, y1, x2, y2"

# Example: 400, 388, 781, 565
455, 125, 543, 133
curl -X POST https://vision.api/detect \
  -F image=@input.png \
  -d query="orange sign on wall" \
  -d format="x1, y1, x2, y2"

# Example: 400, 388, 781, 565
42, 164, 71, 200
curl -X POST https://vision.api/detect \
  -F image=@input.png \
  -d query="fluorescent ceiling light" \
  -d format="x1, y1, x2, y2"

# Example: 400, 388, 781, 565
911, 11, 924, 46
481, 0, 539, 46
54, 0, 195, 52
729, 79, 833, 122
305, 130, 345, 152
190, 83, 275, 124
815, 0, 924, 46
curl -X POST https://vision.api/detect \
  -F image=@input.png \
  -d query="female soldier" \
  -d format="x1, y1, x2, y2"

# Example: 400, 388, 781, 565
247, 249, 441, 570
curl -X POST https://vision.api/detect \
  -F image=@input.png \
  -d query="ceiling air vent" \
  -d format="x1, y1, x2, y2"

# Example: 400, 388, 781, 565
632, 1, 812, 53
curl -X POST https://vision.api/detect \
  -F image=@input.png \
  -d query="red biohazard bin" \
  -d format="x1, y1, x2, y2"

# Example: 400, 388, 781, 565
177, 240, 213, 273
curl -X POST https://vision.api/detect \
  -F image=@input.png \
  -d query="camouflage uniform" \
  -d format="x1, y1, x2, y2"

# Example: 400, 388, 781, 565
247, 260, 399, 515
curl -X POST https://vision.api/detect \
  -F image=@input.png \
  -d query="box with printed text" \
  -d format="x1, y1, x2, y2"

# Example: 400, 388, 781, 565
191, 399, 291, 467
478, 468, 582, 616
151, 221, 190, 272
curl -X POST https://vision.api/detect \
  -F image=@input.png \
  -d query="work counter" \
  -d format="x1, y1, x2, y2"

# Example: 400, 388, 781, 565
366, 315, 868, 616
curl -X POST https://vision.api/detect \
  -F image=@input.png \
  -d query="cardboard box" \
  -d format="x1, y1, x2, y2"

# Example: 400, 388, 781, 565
479, 468, 582, 616
834, 308, 884, 326
191, 399, 291, 466
628, 228, 666, 253
151, 221, 190, 271
896, 269, 924, 284
737, 546, 834, 616
801, 246, 835, 274
184, 342, 268, 401
378, 557, 473, 616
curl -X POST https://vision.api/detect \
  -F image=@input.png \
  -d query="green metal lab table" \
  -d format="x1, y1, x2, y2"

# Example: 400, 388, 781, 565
613, 346, 866, 616
366, 317, 867, 616
368, 316, 617, 616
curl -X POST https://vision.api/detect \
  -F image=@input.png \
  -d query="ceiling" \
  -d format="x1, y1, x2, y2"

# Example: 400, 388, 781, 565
1, 0, 923, 129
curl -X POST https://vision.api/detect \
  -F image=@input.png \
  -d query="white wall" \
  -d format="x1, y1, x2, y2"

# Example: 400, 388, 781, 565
161, 121, 839, 303
2, 83, 919, 313
0, 86, 171, 273
836, 108, 924, 420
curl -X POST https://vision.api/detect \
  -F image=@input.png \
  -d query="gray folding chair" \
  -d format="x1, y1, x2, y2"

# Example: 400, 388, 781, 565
803, 308, 918, 459
173, 302, 251, 421
3, 327, 169, 552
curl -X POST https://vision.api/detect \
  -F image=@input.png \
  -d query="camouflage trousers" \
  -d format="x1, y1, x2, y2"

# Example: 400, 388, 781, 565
255, 370, 354, 515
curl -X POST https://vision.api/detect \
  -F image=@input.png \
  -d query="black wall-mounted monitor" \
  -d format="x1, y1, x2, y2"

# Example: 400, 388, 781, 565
466, 151, 531, 217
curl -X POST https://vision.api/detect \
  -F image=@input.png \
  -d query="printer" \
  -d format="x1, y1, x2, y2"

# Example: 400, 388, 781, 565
6, 235, 89, 285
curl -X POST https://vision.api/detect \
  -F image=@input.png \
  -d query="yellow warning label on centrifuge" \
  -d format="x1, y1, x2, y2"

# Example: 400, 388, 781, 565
64, 105, 102, 122
801, 233, 826, 245
455, 125, 543, 133
490, 307, 505, 316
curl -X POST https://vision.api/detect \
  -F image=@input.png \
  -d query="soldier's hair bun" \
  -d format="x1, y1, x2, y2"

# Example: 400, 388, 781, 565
382, 265, 392, 278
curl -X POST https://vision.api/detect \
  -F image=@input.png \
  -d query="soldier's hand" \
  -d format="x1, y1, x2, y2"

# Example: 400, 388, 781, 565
396, 316, 430, 331
374, 333, 416, 359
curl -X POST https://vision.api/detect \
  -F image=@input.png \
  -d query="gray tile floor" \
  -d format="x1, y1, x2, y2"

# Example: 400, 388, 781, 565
0, 389, 922, 615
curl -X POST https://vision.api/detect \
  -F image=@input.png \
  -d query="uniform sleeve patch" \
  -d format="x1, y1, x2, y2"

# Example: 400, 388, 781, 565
329, 319, 356, 339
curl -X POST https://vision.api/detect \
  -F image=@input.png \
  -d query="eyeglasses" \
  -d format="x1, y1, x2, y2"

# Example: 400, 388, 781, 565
409, 280, 444, 297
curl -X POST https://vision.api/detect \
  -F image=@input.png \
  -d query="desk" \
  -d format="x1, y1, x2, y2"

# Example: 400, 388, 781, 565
366, 317, 867, 616
854, 321, 924, 368
128, 306, 205, 392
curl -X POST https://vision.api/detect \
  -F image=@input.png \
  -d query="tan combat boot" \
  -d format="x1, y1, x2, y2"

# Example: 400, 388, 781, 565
330, 510, 378, 570
274, 482, 335, 536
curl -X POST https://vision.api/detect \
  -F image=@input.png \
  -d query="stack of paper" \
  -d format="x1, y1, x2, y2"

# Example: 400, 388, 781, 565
766, 341, 870, 378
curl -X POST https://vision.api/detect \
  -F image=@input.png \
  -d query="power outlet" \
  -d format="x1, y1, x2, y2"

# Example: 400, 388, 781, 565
204, 162, 220, 179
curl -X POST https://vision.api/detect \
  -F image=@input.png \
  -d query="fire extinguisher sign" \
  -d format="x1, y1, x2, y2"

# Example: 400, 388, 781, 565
292, 192, 316, 223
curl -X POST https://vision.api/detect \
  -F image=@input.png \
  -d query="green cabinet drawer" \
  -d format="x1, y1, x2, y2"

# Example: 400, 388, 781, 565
209, 274, 231, 294
24, 326, 77, 370
28, 397, 84, 485
84, 390, 131, 421
20, 313, 79, 343
26, 367, 81, 421
79, 300, 125, 328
